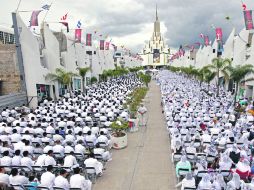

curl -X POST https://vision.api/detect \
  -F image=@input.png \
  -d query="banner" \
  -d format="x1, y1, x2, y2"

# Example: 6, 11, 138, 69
243, 10, 254, 30
112, 44, 117, 51
153, 49, 160, 63
215, 28, 223, 41
86, 34, 92, 46
204, 36, 209, 46
30, 10, 42, 27
100, 40, 105, 50
217, 41, 224, 53
75, 29, 82, 43
105, 42, 110, 50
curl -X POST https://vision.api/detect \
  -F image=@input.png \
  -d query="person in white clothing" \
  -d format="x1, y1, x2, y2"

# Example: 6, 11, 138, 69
84, 153, 103, 176
44, 150, 56, 166
11, 150, 22, 166
64, 151, 79, 168
94, 144, 112, 161
20, 151, 34, 170
137, 103, 147, 126
40, 165, 55, 190
70, 167, 91, 190
54, 169, 70, 190
0, 166, 9, 185
9, 168, 28, 188
0, 151, 12, 166
175, 172, 196, 190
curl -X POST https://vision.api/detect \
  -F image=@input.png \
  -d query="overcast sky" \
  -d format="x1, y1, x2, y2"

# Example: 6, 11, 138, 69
1, 0, 253, 52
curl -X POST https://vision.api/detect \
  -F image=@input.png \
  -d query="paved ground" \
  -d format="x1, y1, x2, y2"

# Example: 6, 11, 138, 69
93, 81, 176, 190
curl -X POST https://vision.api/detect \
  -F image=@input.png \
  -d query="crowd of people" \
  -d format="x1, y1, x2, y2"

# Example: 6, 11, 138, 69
159, 70, 254, 190
0, 74, 142, 190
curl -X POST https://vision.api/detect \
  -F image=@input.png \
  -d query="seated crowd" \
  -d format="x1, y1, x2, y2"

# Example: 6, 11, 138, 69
0, 74, 142, 190
159, 70, 254, 190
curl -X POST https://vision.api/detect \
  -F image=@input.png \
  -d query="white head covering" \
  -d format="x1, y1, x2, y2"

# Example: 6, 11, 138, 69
230, 173, 241, 189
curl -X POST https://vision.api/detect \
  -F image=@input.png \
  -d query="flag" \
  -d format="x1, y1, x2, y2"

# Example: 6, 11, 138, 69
29, 10, 42, 27
86, 33, 92, 46
59, 22, 69, 32
61, 13, 68, 21
100, 40, 105, 50
42, 4, 51, 10
111, 44, 117, 51
75, 28, 82, 43
215, 28, 223, 41
105, 42, 110, 50
243, 10, 254, 30
77, 20, 82, 28
204, 36, 209, 46
242, 3, 247, 11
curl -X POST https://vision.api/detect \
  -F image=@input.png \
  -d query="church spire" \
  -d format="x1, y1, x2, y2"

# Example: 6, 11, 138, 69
156, 4, 158, 21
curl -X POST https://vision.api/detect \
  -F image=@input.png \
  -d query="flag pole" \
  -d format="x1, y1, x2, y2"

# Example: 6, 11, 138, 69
16, 0, 22, 12
42, 0, 55, 23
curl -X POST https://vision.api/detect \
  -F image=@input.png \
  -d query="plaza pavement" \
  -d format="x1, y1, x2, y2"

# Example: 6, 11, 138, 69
93, 80, 176, 190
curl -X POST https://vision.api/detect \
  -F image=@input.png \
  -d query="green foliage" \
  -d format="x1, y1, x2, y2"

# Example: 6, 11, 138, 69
228, 64, 254, 102
205, 57, 232, 96
45, 68, 77, 88
138, 73, 151, 87
126, 87, 148, 118
129, 66, 143, 73
110, 118, 129, 137
101, 67, 129, 81
91, 76, 98, 84
77, 67, 90, 92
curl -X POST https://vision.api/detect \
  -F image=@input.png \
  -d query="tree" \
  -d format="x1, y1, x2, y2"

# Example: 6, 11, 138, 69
77, 67, 90, 93
91, 76, 98, 84
203, 69, 216, 92
138, 73, 151, 87
205, 58, 231, 96
229, 64, 254, 103
45, 68, 77, 92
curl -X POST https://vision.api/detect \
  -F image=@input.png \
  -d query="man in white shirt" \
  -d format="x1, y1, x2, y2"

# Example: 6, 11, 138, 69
85, 131, 97, 146
20, 151, 34, 170
54, 169, 70, 190
9, 168, 28, 187
44, 150, 56, 166
70, 167, 91, 190
97, 131, 112, 149
0, 166, 9, 185
11, 150, 22, 166
53, 140, 65, 156
64, 151, 79, 168
84, 153, 103, 176
138, 103, 147, 126
40, 165, 55, 189
0, 151, 12, 166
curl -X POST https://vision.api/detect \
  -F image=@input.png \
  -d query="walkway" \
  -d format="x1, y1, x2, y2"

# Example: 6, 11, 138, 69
93, 81, 176, 190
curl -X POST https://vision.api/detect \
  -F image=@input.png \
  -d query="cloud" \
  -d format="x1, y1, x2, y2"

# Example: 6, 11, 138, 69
0, 0, 253, 53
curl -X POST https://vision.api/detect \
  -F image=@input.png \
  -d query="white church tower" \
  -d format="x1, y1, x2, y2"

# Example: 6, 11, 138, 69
141, 5, 169, 68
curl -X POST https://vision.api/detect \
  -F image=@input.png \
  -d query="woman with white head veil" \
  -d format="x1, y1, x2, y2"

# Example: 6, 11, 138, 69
197, 173, 212, 190
227, 173, 245, 190
212, 174, 226, 190
175, 172, 196, 190
219, 154, 233, 171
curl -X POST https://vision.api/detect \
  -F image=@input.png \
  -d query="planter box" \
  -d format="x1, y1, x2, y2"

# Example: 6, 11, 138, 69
112, 133, 128, 149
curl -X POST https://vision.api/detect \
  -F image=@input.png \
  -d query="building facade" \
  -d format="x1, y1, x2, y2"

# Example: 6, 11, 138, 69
141, 7, 170, 68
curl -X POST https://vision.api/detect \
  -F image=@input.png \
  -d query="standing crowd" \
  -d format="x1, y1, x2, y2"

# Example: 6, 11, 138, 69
0, 74, 142, 190
159, 70, 254, 190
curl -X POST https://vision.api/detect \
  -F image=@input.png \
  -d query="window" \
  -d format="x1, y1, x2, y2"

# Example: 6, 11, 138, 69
0, 31, 3, 43
9, 34, 15, 44
4, 33, 8, 44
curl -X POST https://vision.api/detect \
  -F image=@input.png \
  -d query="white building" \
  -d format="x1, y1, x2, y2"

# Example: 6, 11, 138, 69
12, 13, 142, 108
141, 7, 170, 68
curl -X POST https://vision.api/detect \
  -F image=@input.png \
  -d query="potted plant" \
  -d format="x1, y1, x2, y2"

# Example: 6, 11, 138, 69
110, 119, 129, 149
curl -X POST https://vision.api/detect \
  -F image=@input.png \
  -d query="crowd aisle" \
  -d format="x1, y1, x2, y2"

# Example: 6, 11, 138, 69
93, 80, 176, 190
159, 70, 254, 190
